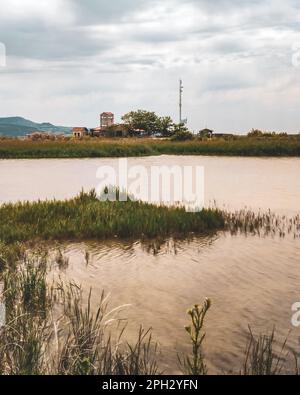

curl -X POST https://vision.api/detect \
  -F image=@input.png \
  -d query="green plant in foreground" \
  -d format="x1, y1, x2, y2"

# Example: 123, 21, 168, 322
0, 242, 24, 271
242, 327, 291, 375
54, 282, 160, 375
0, 260, 50, 374
0, 251, 160, 375
178, 299, 211, 375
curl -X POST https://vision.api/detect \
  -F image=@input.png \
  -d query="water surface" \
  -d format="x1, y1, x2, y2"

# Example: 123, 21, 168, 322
1, 156, 300, 373
1, 155, 300, 214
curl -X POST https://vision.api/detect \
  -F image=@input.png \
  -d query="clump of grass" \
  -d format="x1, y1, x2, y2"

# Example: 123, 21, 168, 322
112, 326, 159, 375
0, 313, 49, 375
0, 242, 25, 271
4, 259, 49, 318
0, 254, 51, 374
55, 284, 110, 375
178, 299, 211, 375
0, 248, 160, 375
54, 282, 160, 375
241, 327, 291, 375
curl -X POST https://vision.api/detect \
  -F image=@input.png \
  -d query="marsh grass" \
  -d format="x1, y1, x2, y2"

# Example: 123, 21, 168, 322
224, 210, 300, 238
241, 327, 293, 375
1, 137, 300, 158
55, 280, 159, 375
0, 242, 25, 271
0, 256, 50, 374
0, 251, 160, 375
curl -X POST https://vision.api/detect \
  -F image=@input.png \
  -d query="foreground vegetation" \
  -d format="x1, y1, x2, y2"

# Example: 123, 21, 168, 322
0, 255, 159, 375
0, 246, 298, 375
1, 135, 300, 158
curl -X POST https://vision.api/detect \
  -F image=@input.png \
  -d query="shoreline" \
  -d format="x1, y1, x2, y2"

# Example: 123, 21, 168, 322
1, 137, 300, 158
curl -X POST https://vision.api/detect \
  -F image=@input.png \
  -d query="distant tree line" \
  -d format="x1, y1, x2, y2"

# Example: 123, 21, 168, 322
103, 110, 298, 141
247, 129, 289, 138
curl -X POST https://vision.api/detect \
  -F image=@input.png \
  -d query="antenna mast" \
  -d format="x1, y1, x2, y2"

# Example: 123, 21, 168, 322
179, 79, 183, 124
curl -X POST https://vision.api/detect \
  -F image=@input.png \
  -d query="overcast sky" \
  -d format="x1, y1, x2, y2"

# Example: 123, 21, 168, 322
0, 0, 300, 132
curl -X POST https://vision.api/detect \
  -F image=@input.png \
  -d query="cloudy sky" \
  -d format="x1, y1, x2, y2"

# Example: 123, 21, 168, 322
0, 0, 300, 132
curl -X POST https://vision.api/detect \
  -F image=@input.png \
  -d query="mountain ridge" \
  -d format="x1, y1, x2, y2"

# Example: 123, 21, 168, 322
0, 116, 72, 137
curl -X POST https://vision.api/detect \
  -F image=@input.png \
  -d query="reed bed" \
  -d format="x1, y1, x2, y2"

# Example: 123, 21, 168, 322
0, 250, 160, 375
1, 137, 300, 159
224, 210, 300, 239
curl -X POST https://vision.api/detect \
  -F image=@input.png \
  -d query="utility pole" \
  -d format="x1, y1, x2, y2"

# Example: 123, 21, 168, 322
179, 79, 183, 124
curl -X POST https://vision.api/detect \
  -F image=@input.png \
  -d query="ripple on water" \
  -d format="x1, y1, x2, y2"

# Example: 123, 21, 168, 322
47, 231, 300, 374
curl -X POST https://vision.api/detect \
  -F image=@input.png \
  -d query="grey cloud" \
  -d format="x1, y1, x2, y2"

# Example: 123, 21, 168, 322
208, 38, 249, 55
0, 0, 300, 132
129, 31, 184, 44
183, 0, 264, 13
1, 0, 298, 65
0, 20, 111, 61
69, 0, 152, 23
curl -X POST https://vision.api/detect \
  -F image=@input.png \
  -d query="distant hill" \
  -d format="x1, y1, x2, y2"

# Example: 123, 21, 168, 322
0, 117, 72, 137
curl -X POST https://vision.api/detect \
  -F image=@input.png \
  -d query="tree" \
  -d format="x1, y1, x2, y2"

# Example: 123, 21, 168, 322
121, 110, 159, 136
156, 116, 174, 137
171, 124, 194, 141
121, 110, 178, 137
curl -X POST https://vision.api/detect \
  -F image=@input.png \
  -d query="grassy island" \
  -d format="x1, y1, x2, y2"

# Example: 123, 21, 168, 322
0, 191, 225, 244
1, 190, 298, 245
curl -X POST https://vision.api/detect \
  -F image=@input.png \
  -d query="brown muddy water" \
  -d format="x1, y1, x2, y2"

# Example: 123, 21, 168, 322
1, 155, 300, 373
